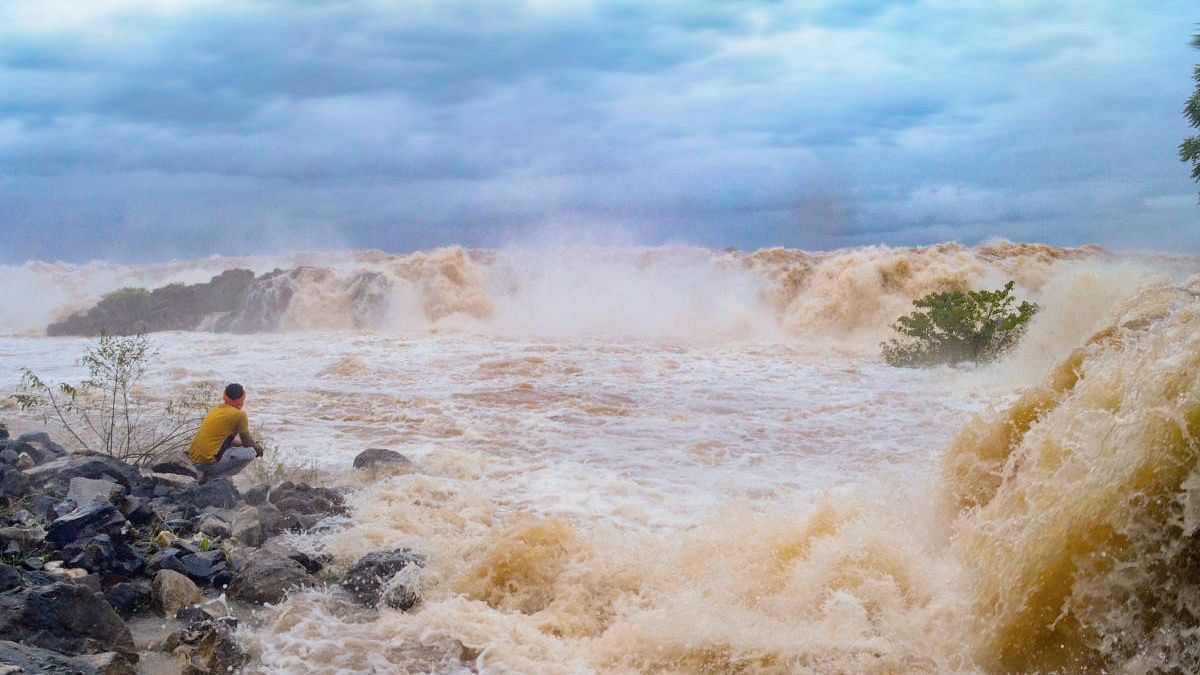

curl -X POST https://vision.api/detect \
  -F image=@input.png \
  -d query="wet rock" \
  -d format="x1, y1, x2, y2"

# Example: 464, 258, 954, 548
230, 506, 263, 546
174, 479, 239, 515
103, 580, 151, 618
148, 449, 199, 479
352, 448, 415, 472
260, 537, 326, 575
67, 476, 126, 508
46, 502, 127, 549
152, 548, 228, 587
228, 548, 316, 605
257, 502, 283, 536
117, 496, 156, 525
25, 454, 142, 497
342, 548, 426, 610
269, 481, 346, 531
0, 640, 136, 675
161, 613, 247, 675
151, 569, 203, 617
61, 534, 146, 580
0, 582, 136, 657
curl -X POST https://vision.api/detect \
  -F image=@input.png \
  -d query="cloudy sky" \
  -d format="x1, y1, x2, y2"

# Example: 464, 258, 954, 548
0, 0, 1197, 262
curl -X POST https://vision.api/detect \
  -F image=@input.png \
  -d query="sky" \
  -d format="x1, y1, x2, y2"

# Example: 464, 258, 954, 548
0, 0, 1197, 262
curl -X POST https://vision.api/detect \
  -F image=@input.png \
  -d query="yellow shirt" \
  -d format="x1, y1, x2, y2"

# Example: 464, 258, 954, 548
189, 404, 250, 464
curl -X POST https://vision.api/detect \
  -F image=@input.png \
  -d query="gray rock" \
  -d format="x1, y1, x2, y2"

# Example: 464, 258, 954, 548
46, 503, 127, 549
243, 484, 269, 505
25, 454, 142, 497
269, 481, 347, 532
67, 477, 125, 508
103, 580, 151, 618
198, 515, 231, 539
15, 432, 69, 457
0, 466, 30, 504
0, 525, 46, 551
174, 479, 239, 515
0, 437, 64, 467
0, 582, 136, 657
0, 640, 135, 675
352, 448, 415, 472
0, 423, 7, 440
260, 537, 326, 575
151, 570, 203, 617
230, 506, 263, 547
0, 564, 21, 592
148, 449, 199, 479
342, 548, 426, 610
228, 548, 316, 605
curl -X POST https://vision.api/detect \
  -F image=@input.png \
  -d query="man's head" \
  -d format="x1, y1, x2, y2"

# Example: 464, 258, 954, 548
224, 383, 246, 408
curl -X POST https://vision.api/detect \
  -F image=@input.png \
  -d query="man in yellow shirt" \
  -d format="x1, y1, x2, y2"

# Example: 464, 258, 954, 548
189, 383, 264, 483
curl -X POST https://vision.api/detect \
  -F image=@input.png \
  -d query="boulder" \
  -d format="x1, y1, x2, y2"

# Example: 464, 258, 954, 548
269, 481, 346, 531
0, 640, 135, 675
228, 548, 316, 605
0, 582, 136, 657
46, 502, 127, 549
25, 454, 142, 497
352, 448, 415, 473
0, 564, 22, 592
118, 496, 157, 525
151, 570, 204, 617
16, 432, 69, 457
142, 471, 195, 493
174, 479, 239, 515
0, 466, 30, 504
243, 484, 269, 505
230, 506, 264, 547
0, 525, 45, 552
61, 534, 146, 580
67, 476, 126, 508
152, 548, 228, 588
148, 449, 199, 479
103, 580, 151, 618
260, 537, 326, 575
198, 515, 231, 539
0, 437, 64, 467
160, 613, 247, 675
342, 548, 426, 610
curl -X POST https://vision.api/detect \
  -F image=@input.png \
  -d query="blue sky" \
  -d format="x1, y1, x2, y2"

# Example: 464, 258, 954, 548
0, 0, 1197, 262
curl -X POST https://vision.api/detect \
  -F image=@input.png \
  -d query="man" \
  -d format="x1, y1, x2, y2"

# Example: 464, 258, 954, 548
189, 383, 264, 483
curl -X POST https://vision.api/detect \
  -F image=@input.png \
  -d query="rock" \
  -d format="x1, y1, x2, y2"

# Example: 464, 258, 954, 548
46, 502, 127, 549
243, 484, 269, 505
25, 454, 142, 497
269, 481, 346, 531
0, 466, 30, 504
352, 448, 415, 472
0, 582, 136, 657
0, 640, 136, 675
153, 547, 228, 588
151, 570, 204, 617
13, 453, 33, 471
257, 502, 283, 536
118, 496, 156, 525
0, 437, 64, 468
260, 537, 326, 575
27, 495, 58, 520
174, 479, 239, 515
67, 476, 126, 508
198, 515, 231, 539
0, 564, 22, 592
0, 423, 7, 440
16, 432, 69, 458
342, 548, 426, 610
0, 525, 46, 551
148, 448, 199, 479
230, 506, 264, 547
228, 548, 316, 605
153, 530, 178, 549
61, 534, 146, 580
161, 613, 247, 675
142, 471, 195, 492
103, 580, 151, 618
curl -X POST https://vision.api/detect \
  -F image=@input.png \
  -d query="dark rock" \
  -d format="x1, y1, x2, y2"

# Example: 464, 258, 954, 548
174, 479, 239, 515
67, 476, 126, 508
148, 449, 199, 480
0, 423, 7, 440
342, 548, 426, 610
22, 557, 44, 571
228, 548, 316, 604
0, 525, 46, 551
28, 495, 59, 520
103, 581, 151, 618
47, 268, 258, 336
269, 481, 346, 532
198, 514, 230, 539
0, 564, 22, 592
3, 541, 18, 559
118, 496, 156, 526
16, 432, 69, 457
353, 448, 415, 472
25, 454, 143, 497
153, 548, 227, 587
161, 613, 247, 674
61, 534, 146, 580
0, 639, 136, 675
0, 582, 136, 657
0, 465, 30, 504
243, 484, 269, 505
260, 537, 326, 575
0, 439, 63, 467
46, 503, 127, 549
230, 506, 263, 546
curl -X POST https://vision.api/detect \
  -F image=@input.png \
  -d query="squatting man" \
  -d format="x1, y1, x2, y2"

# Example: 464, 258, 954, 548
188, 383, 265, 483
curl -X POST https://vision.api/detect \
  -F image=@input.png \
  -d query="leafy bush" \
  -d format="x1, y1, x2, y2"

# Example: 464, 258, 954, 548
881, 281, 1039, 367
11, 334, 214, 465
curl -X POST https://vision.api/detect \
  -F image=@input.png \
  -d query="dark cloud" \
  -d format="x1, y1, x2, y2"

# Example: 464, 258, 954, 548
0, 0, 1196, 262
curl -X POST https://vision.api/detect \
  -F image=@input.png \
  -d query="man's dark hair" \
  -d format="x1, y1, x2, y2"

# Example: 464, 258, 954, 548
224, 383, 245, 400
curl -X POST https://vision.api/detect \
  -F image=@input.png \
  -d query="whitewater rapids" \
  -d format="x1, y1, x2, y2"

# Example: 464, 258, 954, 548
2, 242, 1199, 673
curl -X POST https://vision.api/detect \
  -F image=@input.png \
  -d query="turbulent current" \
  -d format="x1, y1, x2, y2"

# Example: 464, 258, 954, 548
3, 241, 1200, 673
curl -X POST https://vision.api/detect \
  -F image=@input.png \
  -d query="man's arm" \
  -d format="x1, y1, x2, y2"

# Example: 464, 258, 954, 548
237, 429, 265, 457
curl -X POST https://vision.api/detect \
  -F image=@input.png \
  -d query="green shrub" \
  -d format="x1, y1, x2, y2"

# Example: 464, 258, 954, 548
881, 281, 1039, 367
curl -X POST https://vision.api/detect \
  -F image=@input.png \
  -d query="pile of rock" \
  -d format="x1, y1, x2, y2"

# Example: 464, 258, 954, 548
0, 431, 427, 674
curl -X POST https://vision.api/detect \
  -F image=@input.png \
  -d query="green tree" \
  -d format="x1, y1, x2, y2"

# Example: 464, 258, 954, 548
881, 281, 1039, 367
1181, 32, 1200, 187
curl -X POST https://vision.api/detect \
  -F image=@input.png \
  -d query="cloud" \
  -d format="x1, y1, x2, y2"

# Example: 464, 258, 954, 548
0, 0, 1196, 262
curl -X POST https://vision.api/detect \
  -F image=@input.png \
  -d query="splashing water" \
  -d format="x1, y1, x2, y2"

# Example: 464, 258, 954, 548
2, 243, 1199, 673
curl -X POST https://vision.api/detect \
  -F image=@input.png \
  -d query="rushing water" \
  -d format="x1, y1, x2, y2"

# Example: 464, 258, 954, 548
2, 243, 1199, 673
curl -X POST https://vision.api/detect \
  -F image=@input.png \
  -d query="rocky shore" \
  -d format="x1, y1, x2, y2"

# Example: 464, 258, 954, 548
0, 424, 421, 674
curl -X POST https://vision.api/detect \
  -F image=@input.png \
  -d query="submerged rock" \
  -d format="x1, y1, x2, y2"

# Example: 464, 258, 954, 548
0, 640, 135, 675
342, 548, 426, 610
269, 481, 346, 531
352, 448, 415, 473
161, 611, 247, 674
